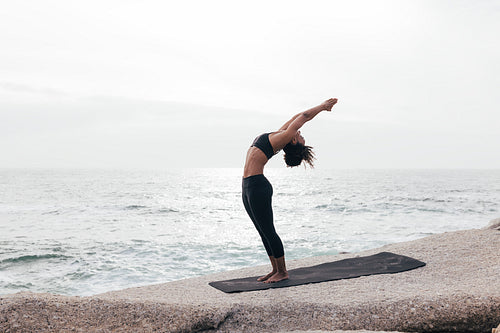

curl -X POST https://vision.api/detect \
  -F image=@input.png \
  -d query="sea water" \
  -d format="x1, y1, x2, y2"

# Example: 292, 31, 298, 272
0, 168, 499, 296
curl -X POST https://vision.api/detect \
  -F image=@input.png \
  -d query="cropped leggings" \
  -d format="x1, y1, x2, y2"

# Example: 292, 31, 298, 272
242, 174, 284, 258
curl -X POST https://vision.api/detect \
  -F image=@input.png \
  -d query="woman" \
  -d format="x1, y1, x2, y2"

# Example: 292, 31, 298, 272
242, 98, 338, 283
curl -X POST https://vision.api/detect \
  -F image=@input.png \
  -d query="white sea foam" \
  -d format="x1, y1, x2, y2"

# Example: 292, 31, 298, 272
0, 168, 499, 296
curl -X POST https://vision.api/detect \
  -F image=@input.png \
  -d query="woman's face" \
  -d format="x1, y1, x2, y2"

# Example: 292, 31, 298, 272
294, 131, 305, 145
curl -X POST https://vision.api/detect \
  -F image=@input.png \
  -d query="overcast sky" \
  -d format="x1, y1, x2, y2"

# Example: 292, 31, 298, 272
1, 0, 499, 169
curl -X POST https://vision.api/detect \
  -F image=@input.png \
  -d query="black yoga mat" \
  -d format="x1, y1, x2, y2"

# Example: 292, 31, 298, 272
209, 252, 425, 293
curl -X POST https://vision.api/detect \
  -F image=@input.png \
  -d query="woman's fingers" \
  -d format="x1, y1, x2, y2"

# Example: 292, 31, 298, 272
323, 98, 338, 111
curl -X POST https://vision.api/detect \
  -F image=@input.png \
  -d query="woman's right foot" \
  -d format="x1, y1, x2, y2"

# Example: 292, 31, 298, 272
264, 271, 289, 283
257, 271, 277, 282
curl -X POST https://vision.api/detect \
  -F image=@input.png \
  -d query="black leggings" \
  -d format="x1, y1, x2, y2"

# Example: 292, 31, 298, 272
242, 174, 284, 258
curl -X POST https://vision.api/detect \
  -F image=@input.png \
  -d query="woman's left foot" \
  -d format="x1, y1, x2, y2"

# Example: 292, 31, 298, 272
264, 271, 289, 283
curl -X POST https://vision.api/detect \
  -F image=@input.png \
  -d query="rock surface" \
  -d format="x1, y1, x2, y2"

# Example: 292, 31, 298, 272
281, 331, 406, 333
1, 225, 499, 332
485, 217, 500, 230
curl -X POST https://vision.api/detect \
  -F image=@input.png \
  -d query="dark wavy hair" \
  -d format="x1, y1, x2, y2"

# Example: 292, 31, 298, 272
283, 142, 315, 168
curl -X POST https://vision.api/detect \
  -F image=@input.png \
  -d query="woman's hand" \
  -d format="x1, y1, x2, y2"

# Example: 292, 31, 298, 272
321, 98, 338, 111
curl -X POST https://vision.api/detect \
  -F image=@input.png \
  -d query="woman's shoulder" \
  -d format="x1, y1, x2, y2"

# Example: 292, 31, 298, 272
269, 130, 291, 150
268, 130, 284, 138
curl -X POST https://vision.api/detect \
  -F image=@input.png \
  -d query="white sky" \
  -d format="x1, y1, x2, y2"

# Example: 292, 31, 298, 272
1, 0, 499, 169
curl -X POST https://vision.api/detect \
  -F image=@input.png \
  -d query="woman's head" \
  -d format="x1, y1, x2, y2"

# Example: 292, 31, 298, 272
283, 135, 315, 168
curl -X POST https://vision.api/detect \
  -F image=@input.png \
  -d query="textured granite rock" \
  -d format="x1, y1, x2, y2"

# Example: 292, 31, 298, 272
1, 223, 499, 332
280, 331, 406, 333
484, 217, 500, 230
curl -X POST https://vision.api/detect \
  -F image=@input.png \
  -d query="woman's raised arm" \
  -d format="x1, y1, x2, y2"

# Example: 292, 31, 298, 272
272, 98, 338, 148
278, 113, 302, 131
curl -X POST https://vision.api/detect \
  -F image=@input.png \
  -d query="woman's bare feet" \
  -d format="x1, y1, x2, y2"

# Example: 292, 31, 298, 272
257, 256, 279, 282
257, 270, 277, 282
264, 271, 289, 283
258, 255, 288, 283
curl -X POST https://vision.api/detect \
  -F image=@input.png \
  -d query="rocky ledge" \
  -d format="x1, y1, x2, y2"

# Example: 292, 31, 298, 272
1, 220, 499, 332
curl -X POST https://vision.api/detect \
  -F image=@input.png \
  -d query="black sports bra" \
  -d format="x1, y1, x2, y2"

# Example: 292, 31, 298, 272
251, 132, 276, 159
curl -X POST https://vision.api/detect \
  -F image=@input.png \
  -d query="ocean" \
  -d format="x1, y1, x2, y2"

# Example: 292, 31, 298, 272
0, 168, 499, 296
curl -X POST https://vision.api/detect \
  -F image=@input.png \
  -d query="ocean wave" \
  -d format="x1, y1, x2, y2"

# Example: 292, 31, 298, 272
124, 205, 148, 210
314, 204, 329, 209
152, 208, 179, 214
42, 210, 61, 215
4, 282, 34, 289
390, 196, 454, 203
131, 239, 149, 244
122, 205, 178, 214
313, 204, 373, 214
0, 254, 72, 265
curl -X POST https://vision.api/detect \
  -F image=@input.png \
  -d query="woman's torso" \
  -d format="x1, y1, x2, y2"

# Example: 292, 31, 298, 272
243, 132, 278, 178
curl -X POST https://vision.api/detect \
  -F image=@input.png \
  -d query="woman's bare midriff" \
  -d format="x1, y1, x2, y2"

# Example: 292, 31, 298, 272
243, 147, 269, 178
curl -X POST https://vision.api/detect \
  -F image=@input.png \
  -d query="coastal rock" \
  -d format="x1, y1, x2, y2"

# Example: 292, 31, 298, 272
1, 225, 499, 332
484, 217, 500, 230
280, 331, 406, 333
